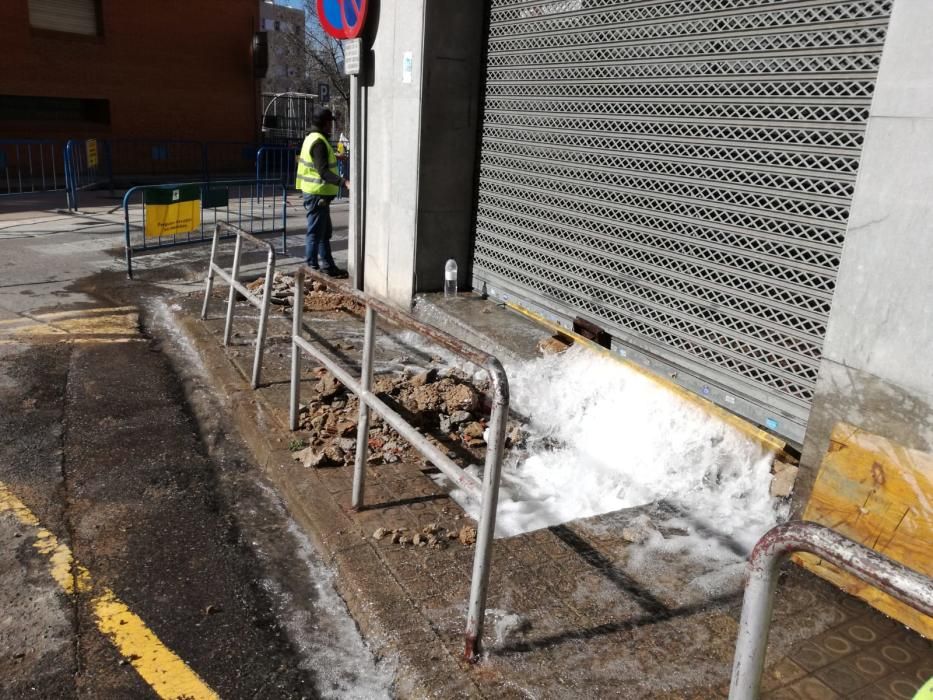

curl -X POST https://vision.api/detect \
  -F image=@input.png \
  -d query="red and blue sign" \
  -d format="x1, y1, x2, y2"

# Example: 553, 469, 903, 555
317, 0, 368, 39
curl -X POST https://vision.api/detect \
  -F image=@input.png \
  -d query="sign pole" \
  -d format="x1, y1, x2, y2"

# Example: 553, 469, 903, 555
318, 1, 368, 290
345, 38, 363, 290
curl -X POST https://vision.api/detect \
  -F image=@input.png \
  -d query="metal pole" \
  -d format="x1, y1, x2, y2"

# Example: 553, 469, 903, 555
26, 143, 34, 193
16, 144, 23, 194
255, 146, 262, 201
351, 304, 376, 509
252, 245, 276, 389
281, 183, 288, 255
463, 358, 510, 661
729, 521, 933, 699
356, 84, 367, 290
123, 186, 136, 279
201, 225, 221, 319
349, 71, 362, 290
65, 141, 75, 210
289, 267, 305, 431
223, 233, 243, 346
39, 143, 47, 191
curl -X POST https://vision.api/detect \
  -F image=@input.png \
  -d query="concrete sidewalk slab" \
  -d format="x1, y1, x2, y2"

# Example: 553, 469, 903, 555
166, 282, 933, 699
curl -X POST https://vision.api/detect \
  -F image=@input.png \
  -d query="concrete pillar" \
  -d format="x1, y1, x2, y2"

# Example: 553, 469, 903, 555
797, 0, 933, 506
361, 0, 484, 306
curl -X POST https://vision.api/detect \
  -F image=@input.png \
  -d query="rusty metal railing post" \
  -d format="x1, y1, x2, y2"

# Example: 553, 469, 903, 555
222, 232, 243, 347
202, 223, 277, 389
289, 267, 305, 432
729, 521, 933, 699
251, 244, 275, 388
288, 266, 510, 660
352, 304, 376, 510
201, 226, 221, 320
463, 356, 509, 661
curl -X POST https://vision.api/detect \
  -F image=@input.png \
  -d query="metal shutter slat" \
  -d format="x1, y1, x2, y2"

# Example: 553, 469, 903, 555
473, 0, 891, 442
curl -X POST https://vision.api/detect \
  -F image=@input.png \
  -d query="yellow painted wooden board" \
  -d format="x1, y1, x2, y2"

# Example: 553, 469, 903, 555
796, 423, 933, 638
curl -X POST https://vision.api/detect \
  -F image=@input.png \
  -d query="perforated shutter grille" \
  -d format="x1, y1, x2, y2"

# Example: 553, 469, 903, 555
474, 0, 891, 422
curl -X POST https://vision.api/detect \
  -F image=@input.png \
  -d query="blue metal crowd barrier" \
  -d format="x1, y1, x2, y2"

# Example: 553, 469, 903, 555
66, 139, 257, 210
255, 144, 298, 193
122, 179, 287, 278
1, 139, 67, 198
65, 138, 111, 209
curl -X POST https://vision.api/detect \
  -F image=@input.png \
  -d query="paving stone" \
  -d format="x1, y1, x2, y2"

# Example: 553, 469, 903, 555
873, 672, 927, 699
847, 687, 897, 700
761, 657, 808, 692
186, 292, 933, 699
815, 656, 879, 695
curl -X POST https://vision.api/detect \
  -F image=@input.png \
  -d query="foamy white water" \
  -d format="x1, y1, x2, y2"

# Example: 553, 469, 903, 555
448, 345, 784, 558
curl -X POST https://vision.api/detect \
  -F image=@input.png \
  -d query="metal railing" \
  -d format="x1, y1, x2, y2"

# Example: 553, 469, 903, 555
256, 144, 298, 194
122, 179, 287, 278
1, 139, 66, 197
201, 223, 275, 389
65, 138, 110, 209
729, 521, 933, 699
107, 139, 255, 182
288, 266, 510, 661
66, 139, 257, 210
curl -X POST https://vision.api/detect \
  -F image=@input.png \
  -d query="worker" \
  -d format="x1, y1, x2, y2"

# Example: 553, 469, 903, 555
295, 109, 349, 278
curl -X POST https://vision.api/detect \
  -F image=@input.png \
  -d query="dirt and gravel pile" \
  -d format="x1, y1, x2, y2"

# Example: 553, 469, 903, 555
290, 364, 526, 473
371, 522, 478, 550
246, 272, 363, 314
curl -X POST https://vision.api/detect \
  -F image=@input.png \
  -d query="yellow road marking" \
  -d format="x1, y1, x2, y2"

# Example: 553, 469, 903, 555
0, 305, 138, 326
506, 301, 786, 454
0, 481, 219, 700
0, 338, 145, 345
29, 306, 138, 321
0, 306, 139, 341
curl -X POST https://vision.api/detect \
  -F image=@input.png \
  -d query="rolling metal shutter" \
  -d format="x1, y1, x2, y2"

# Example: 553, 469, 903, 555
472, 0, 892, 443
28, 0, 99, 35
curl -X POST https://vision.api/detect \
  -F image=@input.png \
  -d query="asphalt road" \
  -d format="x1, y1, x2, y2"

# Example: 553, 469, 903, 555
0, 203, 382, 698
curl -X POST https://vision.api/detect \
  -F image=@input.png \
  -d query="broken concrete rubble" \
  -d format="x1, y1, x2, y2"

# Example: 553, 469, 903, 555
245, 272, 363, 314
538, 334, 573, 355
371, 524, 472, 551
770, 459, 800, 498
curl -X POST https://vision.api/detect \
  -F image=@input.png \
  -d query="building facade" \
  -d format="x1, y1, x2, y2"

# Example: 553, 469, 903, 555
0, 0, 259, 143
356, 0, 933, 507
258, 1, 313, 143
259, 2, 307, 97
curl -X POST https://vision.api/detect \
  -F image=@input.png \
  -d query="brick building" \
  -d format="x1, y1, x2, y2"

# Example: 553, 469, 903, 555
0, 0, 260, 143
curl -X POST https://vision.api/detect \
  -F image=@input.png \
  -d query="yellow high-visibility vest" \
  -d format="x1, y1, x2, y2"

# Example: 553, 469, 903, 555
295, 132, 339, 196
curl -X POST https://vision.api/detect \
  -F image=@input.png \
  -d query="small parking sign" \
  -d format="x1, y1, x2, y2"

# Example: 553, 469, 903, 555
319, 83, 330, 103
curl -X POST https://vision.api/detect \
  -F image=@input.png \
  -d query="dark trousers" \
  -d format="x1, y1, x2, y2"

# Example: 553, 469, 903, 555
303, 195, 336, 270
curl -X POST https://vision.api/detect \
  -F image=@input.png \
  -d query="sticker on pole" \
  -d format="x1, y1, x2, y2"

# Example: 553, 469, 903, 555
144, 185, 201, 239
317, 0, 368, 40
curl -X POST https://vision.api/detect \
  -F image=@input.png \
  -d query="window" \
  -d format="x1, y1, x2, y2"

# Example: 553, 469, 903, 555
28, 0, 100, 36
0, 95, 111, 125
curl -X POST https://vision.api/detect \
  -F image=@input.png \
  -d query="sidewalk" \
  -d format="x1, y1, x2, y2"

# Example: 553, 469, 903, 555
169, 270, 933, 699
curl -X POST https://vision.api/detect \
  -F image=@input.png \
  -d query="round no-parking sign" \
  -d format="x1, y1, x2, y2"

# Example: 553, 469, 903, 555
317, 0, 368, 40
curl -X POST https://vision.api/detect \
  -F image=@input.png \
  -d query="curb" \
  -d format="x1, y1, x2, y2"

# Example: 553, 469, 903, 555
172, 310, 485, 699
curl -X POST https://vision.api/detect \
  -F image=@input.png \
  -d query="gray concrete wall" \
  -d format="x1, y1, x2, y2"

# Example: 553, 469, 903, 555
362, 0, 484, 306
798, 0, 933, 505
413, 1, 485, 293
362, 0, 426, 304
